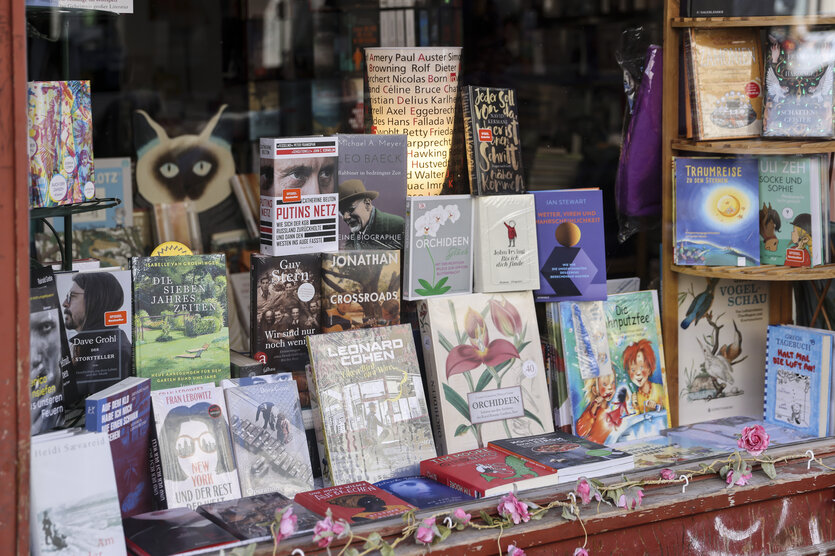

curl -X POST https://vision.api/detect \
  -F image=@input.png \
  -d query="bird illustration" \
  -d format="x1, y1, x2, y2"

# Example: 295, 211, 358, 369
681, 278, 719, 329
719, 320, 742, 362
698, 337, 734, 398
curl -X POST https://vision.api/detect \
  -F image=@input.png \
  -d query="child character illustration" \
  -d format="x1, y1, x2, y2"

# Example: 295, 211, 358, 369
784, 213, 812, 266
575, 371, 617, 444
503, 220, 517, 247
605, 386, 632, 427
624, 339, 665, 415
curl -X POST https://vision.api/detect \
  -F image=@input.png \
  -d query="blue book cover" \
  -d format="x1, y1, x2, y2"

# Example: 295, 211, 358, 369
764, 325, 832, 437
52, 157, 132, 232
665, 415, 814, 450
532, 189, 607, 302
375, 476, 473, 509
674, 157, 759, 266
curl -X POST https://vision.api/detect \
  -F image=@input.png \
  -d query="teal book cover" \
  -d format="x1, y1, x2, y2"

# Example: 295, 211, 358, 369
674, 157, 759, 266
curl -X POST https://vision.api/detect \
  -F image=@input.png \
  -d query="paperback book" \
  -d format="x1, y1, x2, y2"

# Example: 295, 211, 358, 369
685, 0, 809, 16
664, 415, 814, 450
544, 302, 572, 430
123, 507, 241, 556
132, 254, 230, 390
50, 157, 132, 232
374, 476, 474, 509
294, 481, 416, 523
198, 493, 319, 542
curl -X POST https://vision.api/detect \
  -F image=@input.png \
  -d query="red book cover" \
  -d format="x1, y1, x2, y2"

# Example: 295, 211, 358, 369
420, 447, 558, 498
293, 481, 416, 523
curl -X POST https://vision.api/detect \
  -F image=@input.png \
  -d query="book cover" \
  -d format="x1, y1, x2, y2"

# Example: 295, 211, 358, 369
763, 27, 835, 138
473, 194, 539, 292
27, 80, 95, 208
759, 155, 825, 266
132, 254, 230, 390
198, 493, 319, 542
684, 28, 763, 140
544, 302, 572, 430
250, 253, 321, 374
374, 476, 474, 509
419, 447, 558, 498
460, 85, 525, 195
55, 269, 132, 397
321, 250, 401, 332
306, 324, 437, 485
228, 272, 251, 350
664, 415, 814, 450
687, 0, 808, 16
150, 383, 242, 509
336, 134, 407, 250
85, 376, 154, 518
403, 195, 473, 300
259, 137, 339, 256
617, 436, 724, 469
123, 508, 240, 556
294, 481, 416, 523
221, 373, 293, 389
224, 381, 314, 497
417, 292, 554, 455
51, 157, 132, 232
30, 430, 126, 555
532, 189, 607, 302
677, 275, 770, 425
765, 325, 832, 437
674, 157, 759, 266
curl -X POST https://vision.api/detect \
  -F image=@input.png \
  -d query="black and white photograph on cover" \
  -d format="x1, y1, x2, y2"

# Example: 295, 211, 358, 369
159, 402, 237, 484
30, 307, 64, 435
339, 179, 405, 250
260, 155, 337, 196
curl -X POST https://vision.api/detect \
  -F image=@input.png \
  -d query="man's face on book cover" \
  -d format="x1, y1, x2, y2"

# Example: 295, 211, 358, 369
267, 157, 336, 196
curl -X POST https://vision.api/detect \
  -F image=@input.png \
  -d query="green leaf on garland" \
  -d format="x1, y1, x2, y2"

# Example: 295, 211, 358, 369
480, 511, 494, 526
380, 544, 395, 556
454, 424, 471, 437
443, 384, 471, 420
718, 465, 730, 479
761, 461, 777, 480
363, 532, 383, 550
437, 524, 452, 541
561, 505, 577, 521
530, 512, 544, 521
344, 549, 360, 556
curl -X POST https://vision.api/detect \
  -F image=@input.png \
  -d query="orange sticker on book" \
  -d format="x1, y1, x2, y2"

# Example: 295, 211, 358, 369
104, 311, 127, 326
478, 129, 493, 142
282, 189, 301, 203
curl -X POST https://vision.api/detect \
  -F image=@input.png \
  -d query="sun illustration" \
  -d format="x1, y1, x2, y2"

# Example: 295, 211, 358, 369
705, 186, 750, 223
716, 194, 741, 217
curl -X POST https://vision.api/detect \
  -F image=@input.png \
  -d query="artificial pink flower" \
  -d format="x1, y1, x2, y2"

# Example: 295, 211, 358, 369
726, 469, 753, 487
446, 308, 520, 377
660, 468, 676, 480
574, 549, 590, 556
576, 478, 592, 505
274, 506, 298, 542
617, 489, 644, 510
507, 544, 526, 556
415, 517, 436, 545
312, 510, 347, 548
497, 492, 531, 525
738, 424, 770, 456
452, 507, 472, 526
490, 298, 523, 337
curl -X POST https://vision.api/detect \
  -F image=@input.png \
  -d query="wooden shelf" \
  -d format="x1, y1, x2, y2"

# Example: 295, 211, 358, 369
671, 16, 835, 27
672, 263, 835, 281
672, 138, 835, 154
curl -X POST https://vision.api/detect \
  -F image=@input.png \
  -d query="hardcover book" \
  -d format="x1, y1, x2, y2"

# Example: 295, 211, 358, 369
419, 447, 558, 498
683, 28, 763, 140
417, 292, 554, 455
250, 253, 321, 374
30, 430, 126, 556
677, 275, 770, 425
85, 376, 154, 517
150, 383, 242, 510
403, 195, 474, 300
55, 269, 133, 397
132, 254, 230, 390
532, 189, 607, 302
664, 415, 814, 451
321, 250, 401, 332
763, 27, 835, 138
674, 157, 759, 266
27, 80, 95, 208
374, 476, 474, 509
473, 194, 539, 292
686, 0, 809, 16
461, 85, 525, 195
123, 508, 241, 556
259, 136, 339, 256
198, 493, 319, 542
294, 481, 416, 523
51, 157, 132, 232
336, 134, 407, 250
306, 324, 437, 485
224, 381, 314, 497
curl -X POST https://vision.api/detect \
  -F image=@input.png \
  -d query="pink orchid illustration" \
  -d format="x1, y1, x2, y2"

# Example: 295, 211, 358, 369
445, 308, 520, 377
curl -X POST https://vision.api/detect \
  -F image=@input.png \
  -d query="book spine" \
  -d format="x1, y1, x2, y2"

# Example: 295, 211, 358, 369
460, 86, 480, 195
419, 461, 479, 497
403, 201, 413, 298
416, 301, 448, 455
682, 29, 702, 140
84, 397, 106, 432
305, 353, 333, 487
147, 417, 168, 510
249, 259, 258, 358
764, 325, 774, 422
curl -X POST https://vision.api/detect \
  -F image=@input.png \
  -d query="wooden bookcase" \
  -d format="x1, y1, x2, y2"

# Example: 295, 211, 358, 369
661, 1, 835, 426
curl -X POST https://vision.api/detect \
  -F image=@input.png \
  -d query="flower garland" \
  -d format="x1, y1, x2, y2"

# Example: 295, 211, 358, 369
263, 426, 835, 556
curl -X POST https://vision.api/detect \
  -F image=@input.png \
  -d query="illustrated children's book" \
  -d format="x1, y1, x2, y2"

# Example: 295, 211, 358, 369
674, 157, 759, 266
374, 476, 474, 509
294, 481, 416, 523
664, 415, 814, 450
198, 493, 319, 542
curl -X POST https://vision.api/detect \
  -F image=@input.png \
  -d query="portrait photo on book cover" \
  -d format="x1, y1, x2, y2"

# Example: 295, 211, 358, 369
260, 155, 337, 196
338, 179, 405, 250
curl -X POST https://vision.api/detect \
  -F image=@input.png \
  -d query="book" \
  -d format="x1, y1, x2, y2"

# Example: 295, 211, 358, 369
403, 195, 474, 300
321, 250, 401, 332
152, 201, 203, 253
489, 431, 635, 483
374, 476, 474, 509
132, 254, 231, 390
293, 481, 416, 523
763, 27, 835, 138
674, 157, 759, 266
27, 80, 95, 208
259, 136, 339, 256
30, 430, 126, 555
85, 376, 154, 518
677, 276, 770, 425
419, 447, 558, 498
50, 157, 133, 232
250, 253, 321, 374
664, 415, 814, 451
765, 325, 833, 437
544, 302, 572, 430
122, 508, 241, 556
685, 0, 808, 16
306, 324, 437, 485
460, 85, 525, 195
532, 189, 607, 302
417, 292, 554, 455
228, 272, 251, 350
683, 28, 763, 140
55, 268, 133, 397
29, 267, 75, 436
150, 383, 242, 509
224, 381, 314, 497
473, 194, 540, 292
198, 493, 319, 542
618, 436, 725, 469
221, 373, 293, 389
229, 350, 264, 378
336, 134, 407, 250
